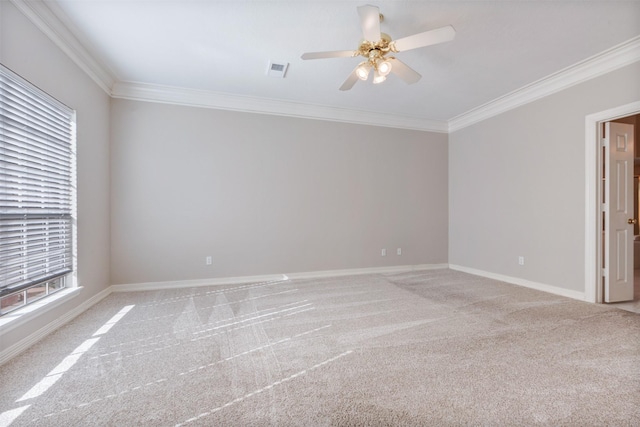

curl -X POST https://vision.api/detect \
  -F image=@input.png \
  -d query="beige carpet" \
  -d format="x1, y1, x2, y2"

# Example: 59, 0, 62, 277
1, 269, 639, 426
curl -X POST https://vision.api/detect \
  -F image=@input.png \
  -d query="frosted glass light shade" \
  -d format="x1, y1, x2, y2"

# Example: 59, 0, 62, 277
377, 60, 392, 76
356, 63, 370, 81
372, 70, 386, 84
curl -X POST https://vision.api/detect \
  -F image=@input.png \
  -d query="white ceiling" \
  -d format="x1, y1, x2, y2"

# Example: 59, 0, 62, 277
42, 1, 640, 127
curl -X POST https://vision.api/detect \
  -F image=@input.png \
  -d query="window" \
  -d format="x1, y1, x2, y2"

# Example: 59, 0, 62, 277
0, 64, 76, 316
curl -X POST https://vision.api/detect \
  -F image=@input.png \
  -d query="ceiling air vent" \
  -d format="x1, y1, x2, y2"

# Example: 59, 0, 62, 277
266, 61, 289, 78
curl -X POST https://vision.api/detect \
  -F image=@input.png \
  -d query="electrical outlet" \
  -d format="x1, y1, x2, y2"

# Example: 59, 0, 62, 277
206, 256, 212, 265
381, 248, 386, 257
397, 248, 402, 256
518, 256, 524, 266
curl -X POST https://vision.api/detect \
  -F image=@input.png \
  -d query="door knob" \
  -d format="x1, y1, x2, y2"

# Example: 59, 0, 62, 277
629, 218, 637, 224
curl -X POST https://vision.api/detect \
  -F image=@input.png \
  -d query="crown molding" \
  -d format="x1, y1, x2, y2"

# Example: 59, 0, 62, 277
9, 0, 115, 95
111, 81, 449, 133
448, 35, 640, 132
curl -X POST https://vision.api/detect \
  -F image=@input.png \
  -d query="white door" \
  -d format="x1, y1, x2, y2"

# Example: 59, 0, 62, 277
604, 122, 635, 302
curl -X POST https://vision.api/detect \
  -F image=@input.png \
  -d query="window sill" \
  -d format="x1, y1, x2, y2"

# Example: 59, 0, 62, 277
0, 287, 82, 335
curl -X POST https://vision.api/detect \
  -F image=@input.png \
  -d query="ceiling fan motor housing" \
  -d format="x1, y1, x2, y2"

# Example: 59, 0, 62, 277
357, 33, 394, 58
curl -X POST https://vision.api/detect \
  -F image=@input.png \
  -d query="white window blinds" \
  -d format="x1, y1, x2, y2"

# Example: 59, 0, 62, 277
0, 64, 75, 299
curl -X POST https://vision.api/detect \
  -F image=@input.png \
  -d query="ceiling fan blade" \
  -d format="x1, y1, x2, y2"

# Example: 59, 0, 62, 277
301, 50, 356, 60
357, 4, 381, 42
339, 67, 360, 91
388, 58, 422, 84
393, 25, 456, 52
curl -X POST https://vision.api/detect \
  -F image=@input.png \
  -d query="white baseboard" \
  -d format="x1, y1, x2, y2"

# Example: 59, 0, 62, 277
0, 286, 113, 366
449, 264, 586, 301
111, 274, 288, 292
285, 264, 449, 280
111, 263, 449, 292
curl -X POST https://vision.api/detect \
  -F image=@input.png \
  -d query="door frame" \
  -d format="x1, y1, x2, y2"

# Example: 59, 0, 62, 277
585, 101, 640, 303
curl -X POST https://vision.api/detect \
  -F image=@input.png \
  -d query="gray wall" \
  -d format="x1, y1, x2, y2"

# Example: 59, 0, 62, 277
449, 61, 640, 293
110, 99, 449, 285
0, 2, 111, 348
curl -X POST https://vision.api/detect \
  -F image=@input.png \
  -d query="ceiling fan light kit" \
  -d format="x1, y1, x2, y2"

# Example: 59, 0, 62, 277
301, 4, 456, 91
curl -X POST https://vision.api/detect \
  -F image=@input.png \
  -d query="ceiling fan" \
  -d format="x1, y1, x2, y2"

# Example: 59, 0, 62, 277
301, 4, 455, 91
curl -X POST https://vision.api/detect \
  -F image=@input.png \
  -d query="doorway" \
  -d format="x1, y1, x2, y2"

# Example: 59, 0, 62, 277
610, 113, 640, 312
585, 101, 640, 308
